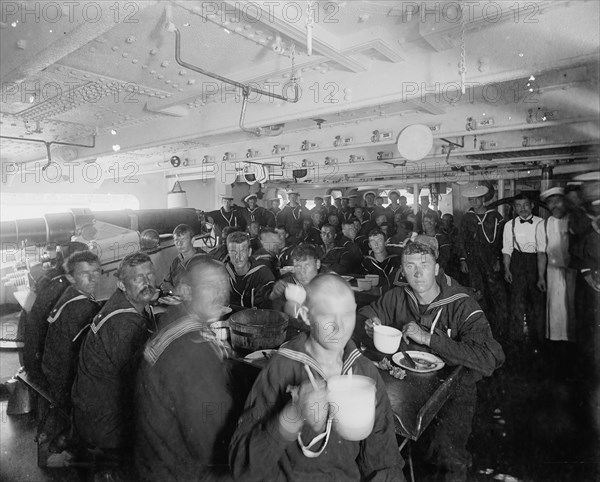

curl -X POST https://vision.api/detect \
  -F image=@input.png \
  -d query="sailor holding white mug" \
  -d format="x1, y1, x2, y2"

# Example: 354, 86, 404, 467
230, 274, 405, 481
358, 241, 504, 482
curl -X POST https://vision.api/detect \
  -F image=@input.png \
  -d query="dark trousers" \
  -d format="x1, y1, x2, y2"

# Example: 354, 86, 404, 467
419, 383, 477, 482
509, 251, 545, 348
467, 259, 507, 340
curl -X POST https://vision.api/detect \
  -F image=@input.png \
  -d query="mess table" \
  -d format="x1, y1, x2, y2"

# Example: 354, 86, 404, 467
361, 341, 464, 482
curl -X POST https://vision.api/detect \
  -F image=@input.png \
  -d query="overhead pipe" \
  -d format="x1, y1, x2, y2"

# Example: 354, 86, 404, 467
0, 135, 96, 170
171, 27, 299, 104
171, 26, 300, 138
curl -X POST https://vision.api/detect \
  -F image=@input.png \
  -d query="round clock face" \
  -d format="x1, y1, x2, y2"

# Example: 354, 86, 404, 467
397, 124, 434, 161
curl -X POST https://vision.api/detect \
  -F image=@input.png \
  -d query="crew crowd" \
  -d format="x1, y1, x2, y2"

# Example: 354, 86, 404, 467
19, 178, 598, 482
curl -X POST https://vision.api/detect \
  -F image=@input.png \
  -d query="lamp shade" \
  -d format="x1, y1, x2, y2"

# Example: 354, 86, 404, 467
167, 181, 188, 208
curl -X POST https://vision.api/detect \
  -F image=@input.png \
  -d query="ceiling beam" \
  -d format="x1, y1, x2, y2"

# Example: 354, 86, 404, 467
1, 1, 158, 85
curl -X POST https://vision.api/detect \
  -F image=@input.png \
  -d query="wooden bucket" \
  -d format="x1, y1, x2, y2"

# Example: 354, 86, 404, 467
228, 309, 289, 353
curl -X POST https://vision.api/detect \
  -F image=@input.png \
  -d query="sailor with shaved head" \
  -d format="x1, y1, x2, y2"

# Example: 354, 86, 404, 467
230, 274, 405, 481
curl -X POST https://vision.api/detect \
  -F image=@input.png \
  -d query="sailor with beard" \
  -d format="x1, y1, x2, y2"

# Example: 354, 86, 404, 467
72, 252, 158, 466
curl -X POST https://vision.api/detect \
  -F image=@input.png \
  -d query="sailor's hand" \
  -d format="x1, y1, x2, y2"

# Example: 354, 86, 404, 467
270, 279, 287, 299
402, 321, 431, 346
460, 260, 469, 274
365, 317, 382, 338
297, 379, 329, 433
504, 270, 513, 283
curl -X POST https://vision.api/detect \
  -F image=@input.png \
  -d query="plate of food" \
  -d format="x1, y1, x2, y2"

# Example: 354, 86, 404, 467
157, 295, 182, 305
244, 349, 277, 362
392, 351, 445, 373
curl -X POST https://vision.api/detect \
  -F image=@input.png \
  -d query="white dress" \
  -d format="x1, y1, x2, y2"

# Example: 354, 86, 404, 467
536, 217, 576, 341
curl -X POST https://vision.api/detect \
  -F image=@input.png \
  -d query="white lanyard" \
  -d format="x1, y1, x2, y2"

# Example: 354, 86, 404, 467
222, 208, 235, 227
476, 211, 498, 244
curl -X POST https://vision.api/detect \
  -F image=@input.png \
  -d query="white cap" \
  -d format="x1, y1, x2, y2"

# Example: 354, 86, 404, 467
461, 185, 489, 198
572, 171, 600, 182
388, 190, 400, 198
363, 190, 376, 199
243, 193, 258, 203
540, 187, 564, 201
287, 190, 299, 196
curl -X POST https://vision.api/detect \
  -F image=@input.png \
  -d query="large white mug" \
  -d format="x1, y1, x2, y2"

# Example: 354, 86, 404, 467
373, 325, 402, 354
365, 274, 380, 287
327, 375, 376, 441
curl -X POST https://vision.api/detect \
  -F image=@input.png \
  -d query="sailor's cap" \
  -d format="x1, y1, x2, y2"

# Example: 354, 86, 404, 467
461, 185, 489, 198
540, 187, 565, 201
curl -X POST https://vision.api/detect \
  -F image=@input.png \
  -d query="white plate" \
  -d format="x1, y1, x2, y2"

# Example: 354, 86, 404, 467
244, 349, 277, 361
392, 351, 445, 373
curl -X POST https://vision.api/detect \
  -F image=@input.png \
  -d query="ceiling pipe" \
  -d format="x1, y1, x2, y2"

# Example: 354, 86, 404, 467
170, 27, 300, 104
0, 134, 96, 170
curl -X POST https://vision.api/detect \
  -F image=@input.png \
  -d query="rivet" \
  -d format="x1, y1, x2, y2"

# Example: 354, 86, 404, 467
158, 75, 164, 79
188, 79, 196, 85
126, 36, 137, 44
150, 48, 158, 55
142, 65, 148, 69
122, 53, 129, 58
89, 46, 96, 53
165, 79, 171, 84
161, 60, 170, 67
112, 46, 119, 51
132, 59, 138, 64
172, 84, 178, 88
150, 70, 156, 74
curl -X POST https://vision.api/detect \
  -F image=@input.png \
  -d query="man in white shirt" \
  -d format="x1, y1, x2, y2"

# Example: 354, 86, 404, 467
536, 187, 577, 343
502, 193, 544, 354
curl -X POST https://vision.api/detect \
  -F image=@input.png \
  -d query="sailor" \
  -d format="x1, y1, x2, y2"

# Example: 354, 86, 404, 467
278, 191, 304, 241
240, 193, 274, 228
136, 259, 236, 481
41, 251, 102, 450
457, 185, 507, 340
72, 252, 158, 462
160, 224, 207, 296
226, 231, 275, 309
363, 191, 377, 220
206, 195, 245, 234
359, 241, 504, 482
230, 274, 406, 481
338, 196, 353, 222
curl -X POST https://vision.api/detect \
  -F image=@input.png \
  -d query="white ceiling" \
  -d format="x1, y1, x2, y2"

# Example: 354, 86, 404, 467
1, 0, 598, 183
